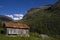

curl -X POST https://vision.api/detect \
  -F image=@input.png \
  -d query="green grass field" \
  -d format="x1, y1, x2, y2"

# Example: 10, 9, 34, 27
0, 33, 60, 40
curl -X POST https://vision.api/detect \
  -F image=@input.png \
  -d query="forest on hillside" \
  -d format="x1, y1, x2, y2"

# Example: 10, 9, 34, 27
19, 0, 60, 35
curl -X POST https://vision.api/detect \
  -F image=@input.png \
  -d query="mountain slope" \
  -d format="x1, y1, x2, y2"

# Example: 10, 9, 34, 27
0, 15, 14, 22
19, 0, 60, 35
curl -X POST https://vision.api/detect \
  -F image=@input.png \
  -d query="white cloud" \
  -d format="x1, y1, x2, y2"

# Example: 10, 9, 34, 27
19, 17, 23, 19
13, 18, 20, 20
13, 14, 24, 20
5, 14, 24, 20
14, 14, 24, 17
6, 15, 13, 18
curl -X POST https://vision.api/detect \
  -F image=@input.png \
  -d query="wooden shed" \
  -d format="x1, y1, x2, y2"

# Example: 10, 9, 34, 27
4, 22, 29, 36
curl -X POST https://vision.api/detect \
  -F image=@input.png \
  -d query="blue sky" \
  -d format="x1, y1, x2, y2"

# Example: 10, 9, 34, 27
0, 0, 57, 20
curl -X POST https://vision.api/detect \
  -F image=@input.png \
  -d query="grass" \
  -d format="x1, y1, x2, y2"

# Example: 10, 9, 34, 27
0, 33, 60, 40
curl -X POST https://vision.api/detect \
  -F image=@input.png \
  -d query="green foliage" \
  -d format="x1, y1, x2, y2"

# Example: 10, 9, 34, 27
0, 21, 3, 27
19, 0, 60, 36
0, 33, 60, 40
0, 21, 3, 33
0, 21, 5, 34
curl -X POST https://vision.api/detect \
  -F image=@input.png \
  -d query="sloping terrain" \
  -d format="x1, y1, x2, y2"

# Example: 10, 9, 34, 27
0, 15, 14, 22
19, 0, 60, 35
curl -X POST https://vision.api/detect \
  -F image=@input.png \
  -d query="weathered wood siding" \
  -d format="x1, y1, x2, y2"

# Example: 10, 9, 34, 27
6, 28, 29, 36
